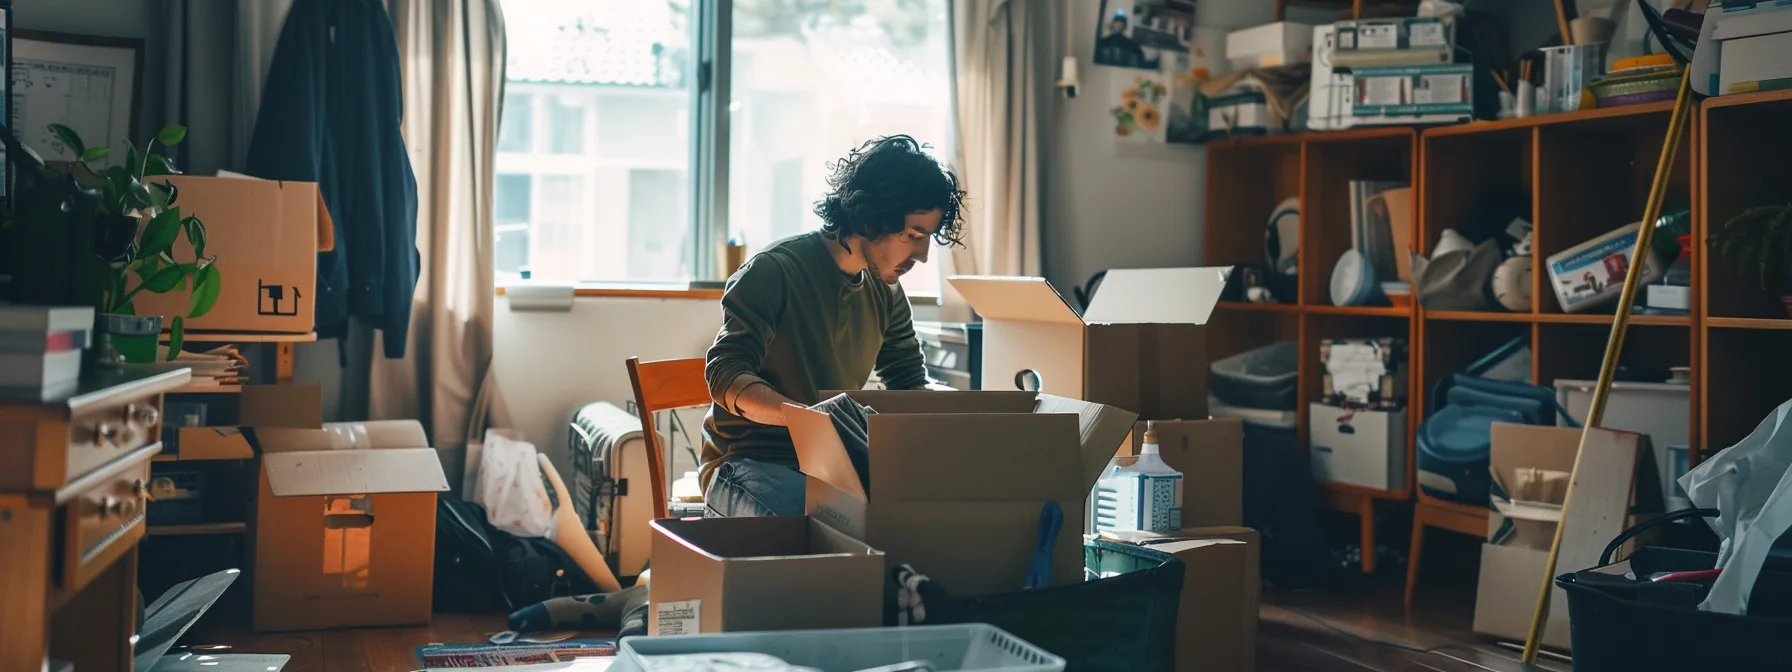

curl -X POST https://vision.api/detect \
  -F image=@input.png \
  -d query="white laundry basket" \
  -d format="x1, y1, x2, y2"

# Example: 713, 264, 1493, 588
616, 624, 1064, 672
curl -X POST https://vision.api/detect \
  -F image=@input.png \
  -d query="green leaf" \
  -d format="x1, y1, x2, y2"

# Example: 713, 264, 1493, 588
144, 154, 179, 177
166, 316, 185, 361
189, 264, 221, 318
135, 255, 162, 282
48, 123, 85, 157
141, 263, 188, 292
123, 139, 142, 179
138, 207, 183, 258
148, 182, 173, 208
183, 216, 206, 258
115, 301, 135, 316
80, 147, 111, 163
157, 126, 188, 146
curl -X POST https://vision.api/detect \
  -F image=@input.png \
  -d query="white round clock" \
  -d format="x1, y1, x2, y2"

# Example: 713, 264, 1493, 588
1493, 255, 1532, 312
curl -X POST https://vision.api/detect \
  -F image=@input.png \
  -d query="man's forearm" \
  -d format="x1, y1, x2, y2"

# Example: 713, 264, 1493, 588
733, 381, 800, 427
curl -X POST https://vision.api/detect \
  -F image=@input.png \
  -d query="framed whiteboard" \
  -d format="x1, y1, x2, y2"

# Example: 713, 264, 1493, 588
10, 29, 142, 168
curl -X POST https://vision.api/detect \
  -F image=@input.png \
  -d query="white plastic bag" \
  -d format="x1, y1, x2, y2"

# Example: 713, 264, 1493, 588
1680, 398, 1792, 614
476, 429, 556, 539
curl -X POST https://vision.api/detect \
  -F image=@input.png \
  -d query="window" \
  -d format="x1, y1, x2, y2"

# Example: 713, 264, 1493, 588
494, 0, 955, 296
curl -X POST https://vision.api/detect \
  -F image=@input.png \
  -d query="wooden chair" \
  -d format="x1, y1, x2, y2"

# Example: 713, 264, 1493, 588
1405, 491, 1490, 606
625, 356, 710, 521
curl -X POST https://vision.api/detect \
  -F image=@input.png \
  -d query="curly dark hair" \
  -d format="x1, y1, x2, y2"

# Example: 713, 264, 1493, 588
813, 135, 967, 249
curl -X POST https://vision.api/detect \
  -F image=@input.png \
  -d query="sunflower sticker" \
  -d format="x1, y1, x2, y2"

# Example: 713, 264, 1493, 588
1111, 74, 1168, 143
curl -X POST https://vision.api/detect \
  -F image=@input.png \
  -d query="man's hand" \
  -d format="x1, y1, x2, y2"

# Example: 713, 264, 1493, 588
734, 381, 802, 427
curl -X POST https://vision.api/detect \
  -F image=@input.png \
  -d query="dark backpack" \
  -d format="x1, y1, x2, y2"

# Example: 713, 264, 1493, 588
433, 497, 597, 612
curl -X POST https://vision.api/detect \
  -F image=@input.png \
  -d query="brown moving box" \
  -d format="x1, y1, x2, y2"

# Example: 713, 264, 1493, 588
648, 516, 884, 635
251, 420, 448, 632
1473, 423, 1643, 651
1098, 526, 1261, 672
1121, 419, 1244, 527
949, 268, 1231, 420
166, 383, 323, 461
135, 174, 334, 334
787, 390, 1136, 595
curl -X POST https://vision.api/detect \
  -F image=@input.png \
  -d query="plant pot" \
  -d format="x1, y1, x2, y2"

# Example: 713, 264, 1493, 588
101, 314, 161, 364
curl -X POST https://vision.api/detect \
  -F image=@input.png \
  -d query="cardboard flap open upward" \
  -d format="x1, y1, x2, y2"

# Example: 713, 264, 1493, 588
1034, 394, 1141, 491
1081, 267, 1233, 325
239, 383, 323, 428
948, 276, 1083, 325
838, 390, 1038, 415
263, 447, 448, 497
1490, 423, 1581, 490
786, 404, 867, 501
253, 421, 429, 454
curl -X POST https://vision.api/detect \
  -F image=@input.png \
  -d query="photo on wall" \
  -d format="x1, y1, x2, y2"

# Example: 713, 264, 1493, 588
1093, 0, 1198, 70
1110, 72, 1169, 144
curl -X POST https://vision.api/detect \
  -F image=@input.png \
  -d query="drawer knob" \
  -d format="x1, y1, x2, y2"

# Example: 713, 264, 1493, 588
94, 423, 120, 445
127, 403, 160, 428
98, 496, 121, 518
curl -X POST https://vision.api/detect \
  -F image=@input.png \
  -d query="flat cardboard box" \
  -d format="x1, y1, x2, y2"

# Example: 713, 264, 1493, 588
648, 516, 884, 635
167, 384, 323, 460
1472, 423, 1641, 651
1095, 526, 1260, 672
950, 268, 1230, 420
1121, 419, 1244, 527
250, 420, 448, 632
135, 175, 334, 334
787, 390, 1136, 596
1226, 22, 1316, 69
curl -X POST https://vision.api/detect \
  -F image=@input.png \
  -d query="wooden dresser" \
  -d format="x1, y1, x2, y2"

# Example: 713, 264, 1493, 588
0, 365, 191, 672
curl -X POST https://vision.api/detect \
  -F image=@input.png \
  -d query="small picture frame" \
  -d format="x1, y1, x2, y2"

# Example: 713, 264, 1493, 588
9, 28, 144, 168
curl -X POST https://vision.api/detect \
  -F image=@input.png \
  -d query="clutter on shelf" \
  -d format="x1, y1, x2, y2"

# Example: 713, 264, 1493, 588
0, 305, 93, 401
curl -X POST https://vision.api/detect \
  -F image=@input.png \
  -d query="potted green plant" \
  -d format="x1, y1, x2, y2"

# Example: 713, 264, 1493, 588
0, 123, 219, 362
1708, 202, 1792, 317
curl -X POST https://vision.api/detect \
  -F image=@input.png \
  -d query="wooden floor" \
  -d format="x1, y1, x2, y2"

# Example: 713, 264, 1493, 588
187, 577, 1569, 671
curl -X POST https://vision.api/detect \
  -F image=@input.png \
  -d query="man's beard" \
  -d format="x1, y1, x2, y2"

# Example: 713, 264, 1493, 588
865, 257, 886, 282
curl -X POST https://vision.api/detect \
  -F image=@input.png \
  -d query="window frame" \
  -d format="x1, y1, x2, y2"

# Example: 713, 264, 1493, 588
494, 0, 950, 300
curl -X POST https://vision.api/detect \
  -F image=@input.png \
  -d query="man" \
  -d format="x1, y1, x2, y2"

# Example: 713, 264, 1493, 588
1095, 13, 1153, 69
701, 135, 966, 518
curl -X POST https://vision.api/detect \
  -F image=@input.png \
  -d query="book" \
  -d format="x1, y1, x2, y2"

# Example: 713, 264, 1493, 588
1349, 180, 1409, 284
0, 330, 85, 353
0, 349, 81, 387
0, 305, 95, 334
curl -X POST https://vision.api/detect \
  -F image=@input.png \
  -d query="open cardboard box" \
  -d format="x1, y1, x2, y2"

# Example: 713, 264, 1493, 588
787, 390, 1137, 596
135, 174, 334, 334
1473, 423, 1645, 651
250, 420, 448, 632
648, 516, 884, 635
949, 268, 1230, 420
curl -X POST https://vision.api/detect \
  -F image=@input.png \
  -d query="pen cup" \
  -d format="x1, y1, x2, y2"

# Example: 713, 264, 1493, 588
1516, 81, 1536, 119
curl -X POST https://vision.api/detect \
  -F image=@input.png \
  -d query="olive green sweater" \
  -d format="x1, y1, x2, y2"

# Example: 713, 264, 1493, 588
701, 231, 928, 481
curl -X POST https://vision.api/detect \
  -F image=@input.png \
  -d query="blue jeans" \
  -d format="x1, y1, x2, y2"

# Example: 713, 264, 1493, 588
703, 457, 806, 518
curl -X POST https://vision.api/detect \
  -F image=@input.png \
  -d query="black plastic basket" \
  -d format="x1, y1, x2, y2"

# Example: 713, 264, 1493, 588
1557, 508, 1792, 671
896, 541, 1185, 672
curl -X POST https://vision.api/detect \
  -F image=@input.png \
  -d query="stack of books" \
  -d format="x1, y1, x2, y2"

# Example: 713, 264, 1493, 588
0, 305, 95, 401
159, 344, 248, 389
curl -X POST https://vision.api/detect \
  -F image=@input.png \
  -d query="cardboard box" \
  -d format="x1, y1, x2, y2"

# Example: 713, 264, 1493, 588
787, 390, 1136, 596
648, 516, 884, 635
1226, 22, 1315, 70
1351, 64, 1474, 118
1473, 423, 1642, 651
950, 268, 1229, 420
1309, 404, 1406, 490
251, 420, 448, 632
1546, 222, 1665, 314
166, 384, 322, 460
1716, 6, 1792, 94
1096, 526, 1260, 672
135, 175, 334, 334
1121, 419, 1244, 528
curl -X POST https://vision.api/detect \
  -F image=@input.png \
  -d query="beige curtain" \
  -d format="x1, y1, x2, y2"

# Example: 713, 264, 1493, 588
945, 0, 1048, 318
374, 0, 511, 488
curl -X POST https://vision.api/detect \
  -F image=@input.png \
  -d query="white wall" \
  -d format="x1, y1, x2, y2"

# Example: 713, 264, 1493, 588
1042, 0, 1273, 290
493, 296, 720, 474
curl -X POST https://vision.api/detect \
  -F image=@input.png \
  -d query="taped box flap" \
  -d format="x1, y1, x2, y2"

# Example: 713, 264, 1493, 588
264, 447, 448, 497
254, 420, 428, 454
1082, 267, 1232, 325
948, 276, 1083, 325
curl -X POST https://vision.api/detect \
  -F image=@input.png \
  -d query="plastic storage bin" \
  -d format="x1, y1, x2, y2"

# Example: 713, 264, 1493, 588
617, 624, 1064, 672
1210, 341, 1299, 409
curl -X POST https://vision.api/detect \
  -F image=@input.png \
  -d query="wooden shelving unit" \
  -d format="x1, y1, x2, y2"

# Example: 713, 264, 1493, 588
1698, 88, 1792, 460
146, 522, 247, 536
1199, 96, 1766, 572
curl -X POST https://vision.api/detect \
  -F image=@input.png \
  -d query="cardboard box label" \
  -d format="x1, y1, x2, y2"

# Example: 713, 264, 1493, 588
656, 599, 701, 636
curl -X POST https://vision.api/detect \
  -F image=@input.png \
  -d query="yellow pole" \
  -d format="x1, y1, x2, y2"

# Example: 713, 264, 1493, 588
1521, 69, 1696, 665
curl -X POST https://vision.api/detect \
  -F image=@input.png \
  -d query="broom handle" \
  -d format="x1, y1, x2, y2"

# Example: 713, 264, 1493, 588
1521, 68, 1695, 664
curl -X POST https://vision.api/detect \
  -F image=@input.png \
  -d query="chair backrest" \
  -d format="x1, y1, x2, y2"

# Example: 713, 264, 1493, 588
625, 357, 709, 521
